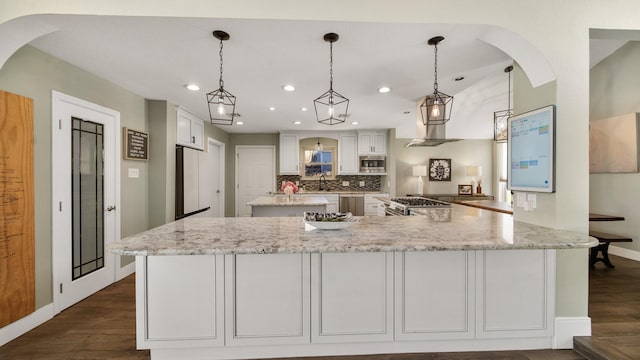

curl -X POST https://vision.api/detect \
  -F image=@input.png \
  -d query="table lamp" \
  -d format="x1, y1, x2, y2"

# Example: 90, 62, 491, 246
412, 165, 427, 195
466, 165, 482, 194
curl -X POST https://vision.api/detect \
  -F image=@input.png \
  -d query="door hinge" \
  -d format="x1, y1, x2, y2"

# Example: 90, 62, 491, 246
59, 201, 62, 212
59, 119, 62, 130
59, 283, 63, 294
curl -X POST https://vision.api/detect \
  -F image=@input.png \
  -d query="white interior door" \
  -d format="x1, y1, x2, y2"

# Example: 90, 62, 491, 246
195, 138, 225, 218
235, 146, 275, 217
51, 91, 120, 313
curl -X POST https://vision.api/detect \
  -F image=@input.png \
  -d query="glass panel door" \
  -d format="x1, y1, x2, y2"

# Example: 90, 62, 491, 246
71, 117, 104, 280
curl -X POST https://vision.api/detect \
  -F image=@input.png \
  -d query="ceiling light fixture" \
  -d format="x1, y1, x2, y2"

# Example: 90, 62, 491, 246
236, 121, 244, 125
300, 107, 308, 112
314, 33, 349, 125
420, 36, 454, 125
315, 137, 324, 151
378, 86, 391, 93
494, 65, 513, 142
207, 30, 237, 125
293, 121, 302, 125
269, 106, 276, 111
283, 84, 295, 91
351, 121, 359, 125
185, 84, 200, 91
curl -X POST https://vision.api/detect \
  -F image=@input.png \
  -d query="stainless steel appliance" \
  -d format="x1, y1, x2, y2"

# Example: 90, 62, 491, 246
383, 196, 451, 216
339, 194, 364, 216
359, 155, 386, 173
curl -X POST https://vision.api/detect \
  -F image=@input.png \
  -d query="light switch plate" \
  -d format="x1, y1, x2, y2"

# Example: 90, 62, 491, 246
359, 181, 365, 187
128, 168, 139, 178
342, 181, 349, 186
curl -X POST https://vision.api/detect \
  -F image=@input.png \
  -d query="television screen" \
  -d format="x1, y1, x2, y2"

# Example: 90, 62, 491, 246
507, 105, 555, 193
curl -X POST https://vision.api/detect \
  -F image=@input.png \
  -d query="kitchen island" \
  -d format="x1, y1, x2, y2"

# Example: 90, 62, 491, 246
109, 205, 597, 360
247, 195, 328, 217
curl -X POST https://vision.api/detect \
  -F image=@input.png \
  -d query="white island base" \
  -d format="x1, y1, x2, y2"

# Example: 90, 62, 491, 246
135, 249, 579, 360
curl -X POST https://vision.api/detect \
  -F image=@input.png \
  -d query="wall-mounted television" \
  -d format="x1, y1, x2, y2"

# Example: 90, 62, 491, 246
507, 105, 556, 193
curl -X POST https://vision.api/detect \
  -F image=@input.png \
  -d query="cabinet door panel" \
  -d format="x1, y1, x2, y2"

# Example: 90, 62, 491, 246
279, 134, 300, 175
338, 134, 358, 174
145, 256, 222, 345
226, 253, 310, 345
477, 249, 554, 338
395, 251, 474, 340
312, 252, 393, 343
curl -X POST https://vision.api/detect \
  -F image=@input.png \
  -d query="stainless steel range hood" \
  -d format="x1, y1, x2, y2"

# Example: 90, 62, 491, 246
406, 99, 461, 147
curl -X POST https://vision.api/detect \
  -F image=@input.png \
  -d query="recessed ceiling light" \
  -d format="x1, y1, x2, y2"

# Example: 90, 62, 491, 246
268, 106, 276, 111
236, 121, 244, 125
351, 121, 359, 125
453, 76, 465, 82
293, 121, 302, 125
300, 107, 308, 112
282, 84, 295, 92
185, 84, 200, 91
403, 111, 411, 115
378, 86, 391, 93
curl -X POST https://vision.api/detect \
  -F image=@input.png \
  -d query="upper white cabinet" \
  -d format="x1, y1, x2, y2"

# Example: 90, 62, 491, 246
338, 134, 358, 175
177, 108, 204, 150
279, 134, 300, 175
358, 131, 386, 155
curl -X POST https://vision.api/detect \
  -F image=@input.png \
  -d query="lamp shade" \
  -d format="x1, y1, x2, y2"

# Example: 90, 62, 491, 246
466, 166, 481, 177
412, 165, 427, 177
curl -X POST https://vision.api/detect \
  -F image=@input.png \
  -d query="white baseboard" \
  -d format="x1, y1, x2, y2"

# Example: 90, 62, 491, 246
609, 245, 640, 262
0, 303, 55, 347
116, 259, 136, 280
553, 317, 591, 349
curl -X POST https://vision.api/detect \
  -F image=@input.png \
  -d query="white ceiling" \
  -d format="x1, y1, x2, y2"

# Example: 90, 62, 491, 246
25, 15, 623, 138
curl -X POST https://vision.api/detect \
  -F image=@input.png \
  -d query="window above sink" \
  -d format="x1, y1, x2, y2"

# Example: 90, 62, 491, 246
301, 137, 337, 180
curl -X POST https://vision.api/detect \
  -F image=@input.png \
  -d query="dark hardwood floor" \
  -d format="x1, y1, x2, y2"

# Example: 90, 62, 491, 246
2, 254, 639, 360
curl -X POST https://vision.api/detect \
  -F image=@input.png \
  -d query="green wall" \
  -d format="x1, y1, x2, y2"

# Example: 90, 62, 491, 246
0, 45, 149, 308
590, 41, 640, 255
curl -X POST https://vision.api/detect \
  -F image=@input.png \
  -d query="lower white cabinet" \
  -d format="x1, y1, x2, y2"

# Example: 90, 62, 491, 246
365, 193, 388, 216
138, 255, 224, 349
225, 253, 310, 346
476, 249, 554, 338
311, 252, 394, 343
395, 251, 475, 340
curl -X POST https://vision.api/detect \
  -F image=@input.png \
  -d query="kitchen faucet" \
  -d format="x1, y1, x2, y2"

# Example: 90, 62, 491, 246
319, 174, 327, 191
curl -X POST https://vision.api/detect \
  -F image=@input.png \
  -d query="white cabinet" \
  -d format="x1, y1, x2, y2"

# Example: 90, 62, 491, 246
279, 134, 300, 175
176, 108, 204, 150
476, 249, 554, 339
338, 134, 358, 174
358, 131, 386, 155
364, 193, 388, 216
311, 252, 394, 343
225, 253, 310, 346
300, 193, 339, 213
138, 255, 224, 349
395, 251, 475, 341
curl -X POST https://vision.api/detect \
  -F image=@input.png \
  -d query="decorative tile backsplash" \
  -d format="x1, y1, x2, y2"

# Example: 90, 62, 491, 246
277, 175, 382, 192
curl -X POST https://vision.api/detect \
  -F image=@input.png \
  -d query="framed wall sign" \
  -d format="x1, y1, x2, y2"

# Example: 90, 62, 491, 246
123, 127, 148, 160
458, 184, 472, 195
428, 158, 451, 181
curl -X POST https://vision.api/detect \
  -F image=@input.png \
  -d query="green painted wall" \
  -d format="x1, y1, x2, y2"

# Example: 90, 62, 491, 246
590, 41, 640, 255
0, 45, 149, 308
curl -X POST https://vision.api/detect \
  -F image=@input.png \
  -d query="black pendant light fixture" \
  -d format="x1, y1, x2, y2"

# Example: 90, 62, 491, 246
420, 36, 454, 125
315, 137, 324, 151
207, 30, 237, 125
314, 33, 349, 125
493, 65, 514, 142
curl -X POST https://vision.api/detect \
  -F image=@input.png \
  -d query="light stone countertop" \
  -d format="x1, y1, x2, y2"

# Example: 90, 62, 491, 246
108, 204, 598, 256
247, 196, 328, 207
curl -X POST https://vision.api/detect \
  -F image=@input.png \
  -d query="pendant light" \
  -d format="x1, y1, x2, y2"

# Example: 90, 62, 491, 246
314, 33, 349, 125
420, 36, 454, 125
493, 65, 514, 142
315, 137, 324, 151
207, 30, 237, 125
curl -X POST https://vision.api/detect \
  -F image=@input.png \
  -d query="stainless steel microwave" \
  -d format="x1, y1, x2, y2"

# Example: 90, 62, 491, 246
359, 155, 386, 173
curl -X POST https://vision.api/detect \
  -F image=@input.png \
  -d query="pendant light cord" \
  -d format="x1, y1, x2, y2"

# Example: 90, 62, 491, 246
433, 43, 439, 93
219, 39, 225, 89
329, 41, 334, 91
507, 68, 511, 110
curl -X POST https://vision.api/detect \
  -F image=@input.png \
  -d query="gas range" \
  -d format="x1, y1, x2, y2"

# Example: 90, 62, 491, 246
384, 196, 451, 216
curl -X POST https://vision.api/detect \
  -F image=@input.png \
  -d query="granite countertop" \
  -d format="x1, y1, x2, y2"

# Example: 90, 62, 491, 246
271, 191, 386, 195
247, 196, 328, 207
108, 204, 597, 256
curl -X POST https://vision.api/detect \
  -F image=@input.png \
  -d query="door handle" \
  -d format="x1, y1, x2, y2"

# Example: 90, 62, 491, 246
106, 205, 116, 212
